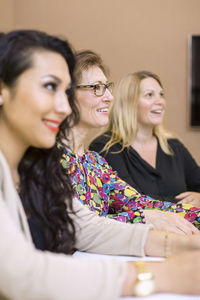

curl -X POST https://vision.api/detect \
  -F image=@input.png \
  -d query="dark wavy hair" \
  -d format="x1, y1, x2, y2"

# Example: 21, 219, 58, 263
0, 30, 79, 253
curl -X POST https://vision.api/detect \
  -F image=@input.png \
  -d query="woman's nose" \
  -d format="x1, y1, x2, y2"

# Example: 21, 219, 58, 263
103, 88, 114, 102
155, 94, 165, 103
55, 93, 72, 117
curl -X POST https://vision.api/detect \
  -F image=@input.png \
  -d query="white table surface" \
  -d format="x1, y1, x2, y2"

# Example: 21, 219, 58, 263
73, 251, 200, 300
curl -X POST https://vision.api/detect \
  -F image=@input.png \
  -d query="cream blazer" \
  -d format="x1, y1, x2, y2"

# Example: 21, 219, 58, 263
0, 150, 152, 300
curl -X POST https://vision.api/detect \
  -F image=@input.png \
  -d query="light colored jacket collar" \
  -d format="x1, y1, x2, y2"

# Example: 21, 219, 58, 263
0, 150, 32, 243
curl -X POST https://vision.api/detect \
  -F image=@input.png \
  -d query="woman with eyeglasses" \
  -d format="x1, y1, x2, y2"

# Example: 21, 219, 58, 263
59, 50, 200, 234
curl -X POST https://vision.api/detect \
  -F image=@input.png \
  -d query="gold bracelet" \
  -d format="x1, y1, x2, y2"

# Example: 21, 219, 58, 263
164, 232, 170, 257
132, 261, 155, 297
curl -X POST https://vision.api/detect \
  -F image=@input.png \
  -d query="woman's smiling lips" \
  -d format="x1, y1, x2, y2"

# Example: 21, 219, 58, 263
43, 118, 61, 133
150, 109, 164, 115
96, 107, 109, 113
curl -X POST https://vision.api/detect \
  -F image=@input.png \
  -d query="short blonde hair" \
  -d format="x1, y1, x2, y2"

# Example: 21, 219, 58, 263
103, 71, 175, 155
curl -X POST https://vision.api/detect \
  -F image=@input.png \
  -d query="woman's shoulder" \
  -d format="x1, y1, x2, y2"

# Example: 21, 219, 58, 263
91, 132, 111, 145
90, 132, 122, 153
167, 138, 192, 157
167, 138, 187, 150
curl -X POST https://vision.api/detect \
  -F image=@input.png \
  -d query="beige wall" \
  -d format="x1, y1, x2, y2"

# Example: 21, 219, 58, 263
0, 0, 13, 29
2, 0, 200, 162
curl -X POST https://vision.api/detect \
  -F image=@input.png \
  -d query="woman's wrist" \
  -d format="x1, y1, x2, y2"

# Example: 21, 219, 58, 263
144, 230, 167, 257
122, 260, 164, 297
144, 229, 197, 258
121, 261, 137, 296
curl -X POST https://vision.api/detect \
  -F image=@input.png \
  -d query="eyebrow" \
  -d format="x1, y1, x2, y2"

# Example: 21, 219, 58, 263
143, 88, 163, 92
143, 89, 154, 92
42, 74, 72, 89
86, 80, 109, 85
42, 74, 62, 84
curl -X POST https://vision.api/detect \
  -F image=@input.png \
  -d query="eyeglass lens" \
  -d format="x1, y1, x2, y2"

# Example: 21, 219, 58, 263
95, 83, 113, 96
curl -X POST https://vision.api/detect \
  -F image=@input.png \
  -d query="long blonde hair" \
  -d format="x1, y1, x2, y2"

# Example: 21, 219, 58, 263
103, 71, 176, 155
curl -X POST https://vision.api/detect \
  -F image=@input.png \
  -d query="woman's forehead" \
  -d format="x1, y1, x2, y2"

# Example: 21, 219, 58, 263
140, 77, 162, 90
81, 66, 107, 84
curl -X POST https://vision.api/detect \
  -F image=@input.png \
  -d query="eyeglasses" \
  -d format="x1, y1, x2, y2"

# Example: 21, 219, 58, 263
76, 82, 114, 97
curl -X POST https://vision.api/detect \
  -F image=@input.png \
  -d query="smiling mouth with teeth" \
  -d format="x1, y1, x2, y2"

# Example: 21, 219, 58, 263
151, 110, 163, 114
97, 108, 109, 112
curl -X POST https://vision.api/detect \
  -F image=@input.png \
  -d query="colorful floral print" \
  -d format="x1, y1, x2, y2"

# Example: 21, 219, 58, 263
60, 147, 200, 229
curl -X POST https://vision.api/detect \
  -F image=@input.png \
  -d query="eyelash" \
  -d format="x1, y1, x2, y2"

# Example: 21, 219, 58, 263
44, 82, 57, 91
145, 92, 153, 97
145, 92, 164, 98
44, 82, 73, 98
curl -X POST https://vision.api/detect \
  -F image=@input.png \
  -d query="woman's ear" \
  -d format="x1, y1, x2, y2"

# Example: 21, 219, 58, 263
0, 84, 4, 105
0, 83, 10, 105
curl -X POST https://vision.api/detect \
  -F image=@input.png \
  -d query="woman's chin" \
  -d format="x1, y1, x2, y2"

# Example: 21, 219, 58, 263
34, 139, 56, 149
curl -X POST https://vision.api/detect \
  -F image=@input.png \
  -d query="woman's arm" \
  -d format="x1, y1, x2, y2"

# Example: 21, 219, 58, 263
105, 165, 199, 234
1, 194, 200, 299
0, 195, 127, 300
180, 141, 200, 192
171, 140, 200, 207
71, 198, 200, 257
71, 197, 153, 256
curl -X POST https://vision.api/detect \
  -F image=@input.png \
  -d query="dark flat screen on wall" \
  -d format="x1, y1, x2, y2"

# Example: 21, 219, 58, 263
190, 35, 200, 126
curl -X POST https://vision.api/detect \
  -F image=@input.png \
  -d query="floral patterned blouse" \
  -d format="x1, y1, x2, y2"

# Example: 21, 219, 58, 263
60, 147, 200, 229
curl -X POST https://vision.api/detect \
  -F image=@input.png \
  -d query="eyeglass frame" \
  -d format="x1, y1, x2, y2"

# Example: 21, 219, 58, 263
76, 82, 114, 97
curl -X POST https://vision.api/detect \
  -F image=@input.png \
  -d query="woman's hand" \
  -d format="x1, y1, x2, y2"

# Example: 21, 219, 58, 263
122, 250, 200, 296
144, 209, 198, 234
147, 250, 200, 295
176, 191, 200, 208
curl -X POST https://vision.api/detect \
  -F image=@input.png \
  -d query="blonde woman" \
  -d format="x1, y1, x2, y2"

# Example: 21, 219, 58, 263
90, 71, 200, 208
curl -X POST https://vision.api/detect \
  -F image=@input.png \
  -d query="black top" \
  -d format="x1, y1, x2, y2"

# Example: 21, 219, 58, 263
28, 218, 47, 250
90, 134, 200, 203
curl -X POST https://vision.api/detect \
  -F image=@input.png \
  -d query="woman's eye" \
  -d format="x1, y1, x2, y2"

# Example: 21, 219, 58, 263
160, 92, 165, 97
94, 84, 101, 91
44, 82, 57, 91
145, 92, 153, 98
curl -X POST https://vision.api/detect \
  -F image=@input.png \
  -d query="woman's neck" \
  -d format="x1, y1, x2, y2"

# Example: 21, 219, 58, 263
132, 126, 157, 168
70, 124, 101, 155
0, 142, 25, 187
0, 126, 27, 187
68, 125, 88, 155
134, 126, 154, 145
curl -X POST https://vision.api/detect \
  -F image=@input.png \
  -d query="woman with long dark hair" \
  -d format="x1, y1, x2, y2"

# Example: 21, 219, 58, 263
0, 30, 200, 300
